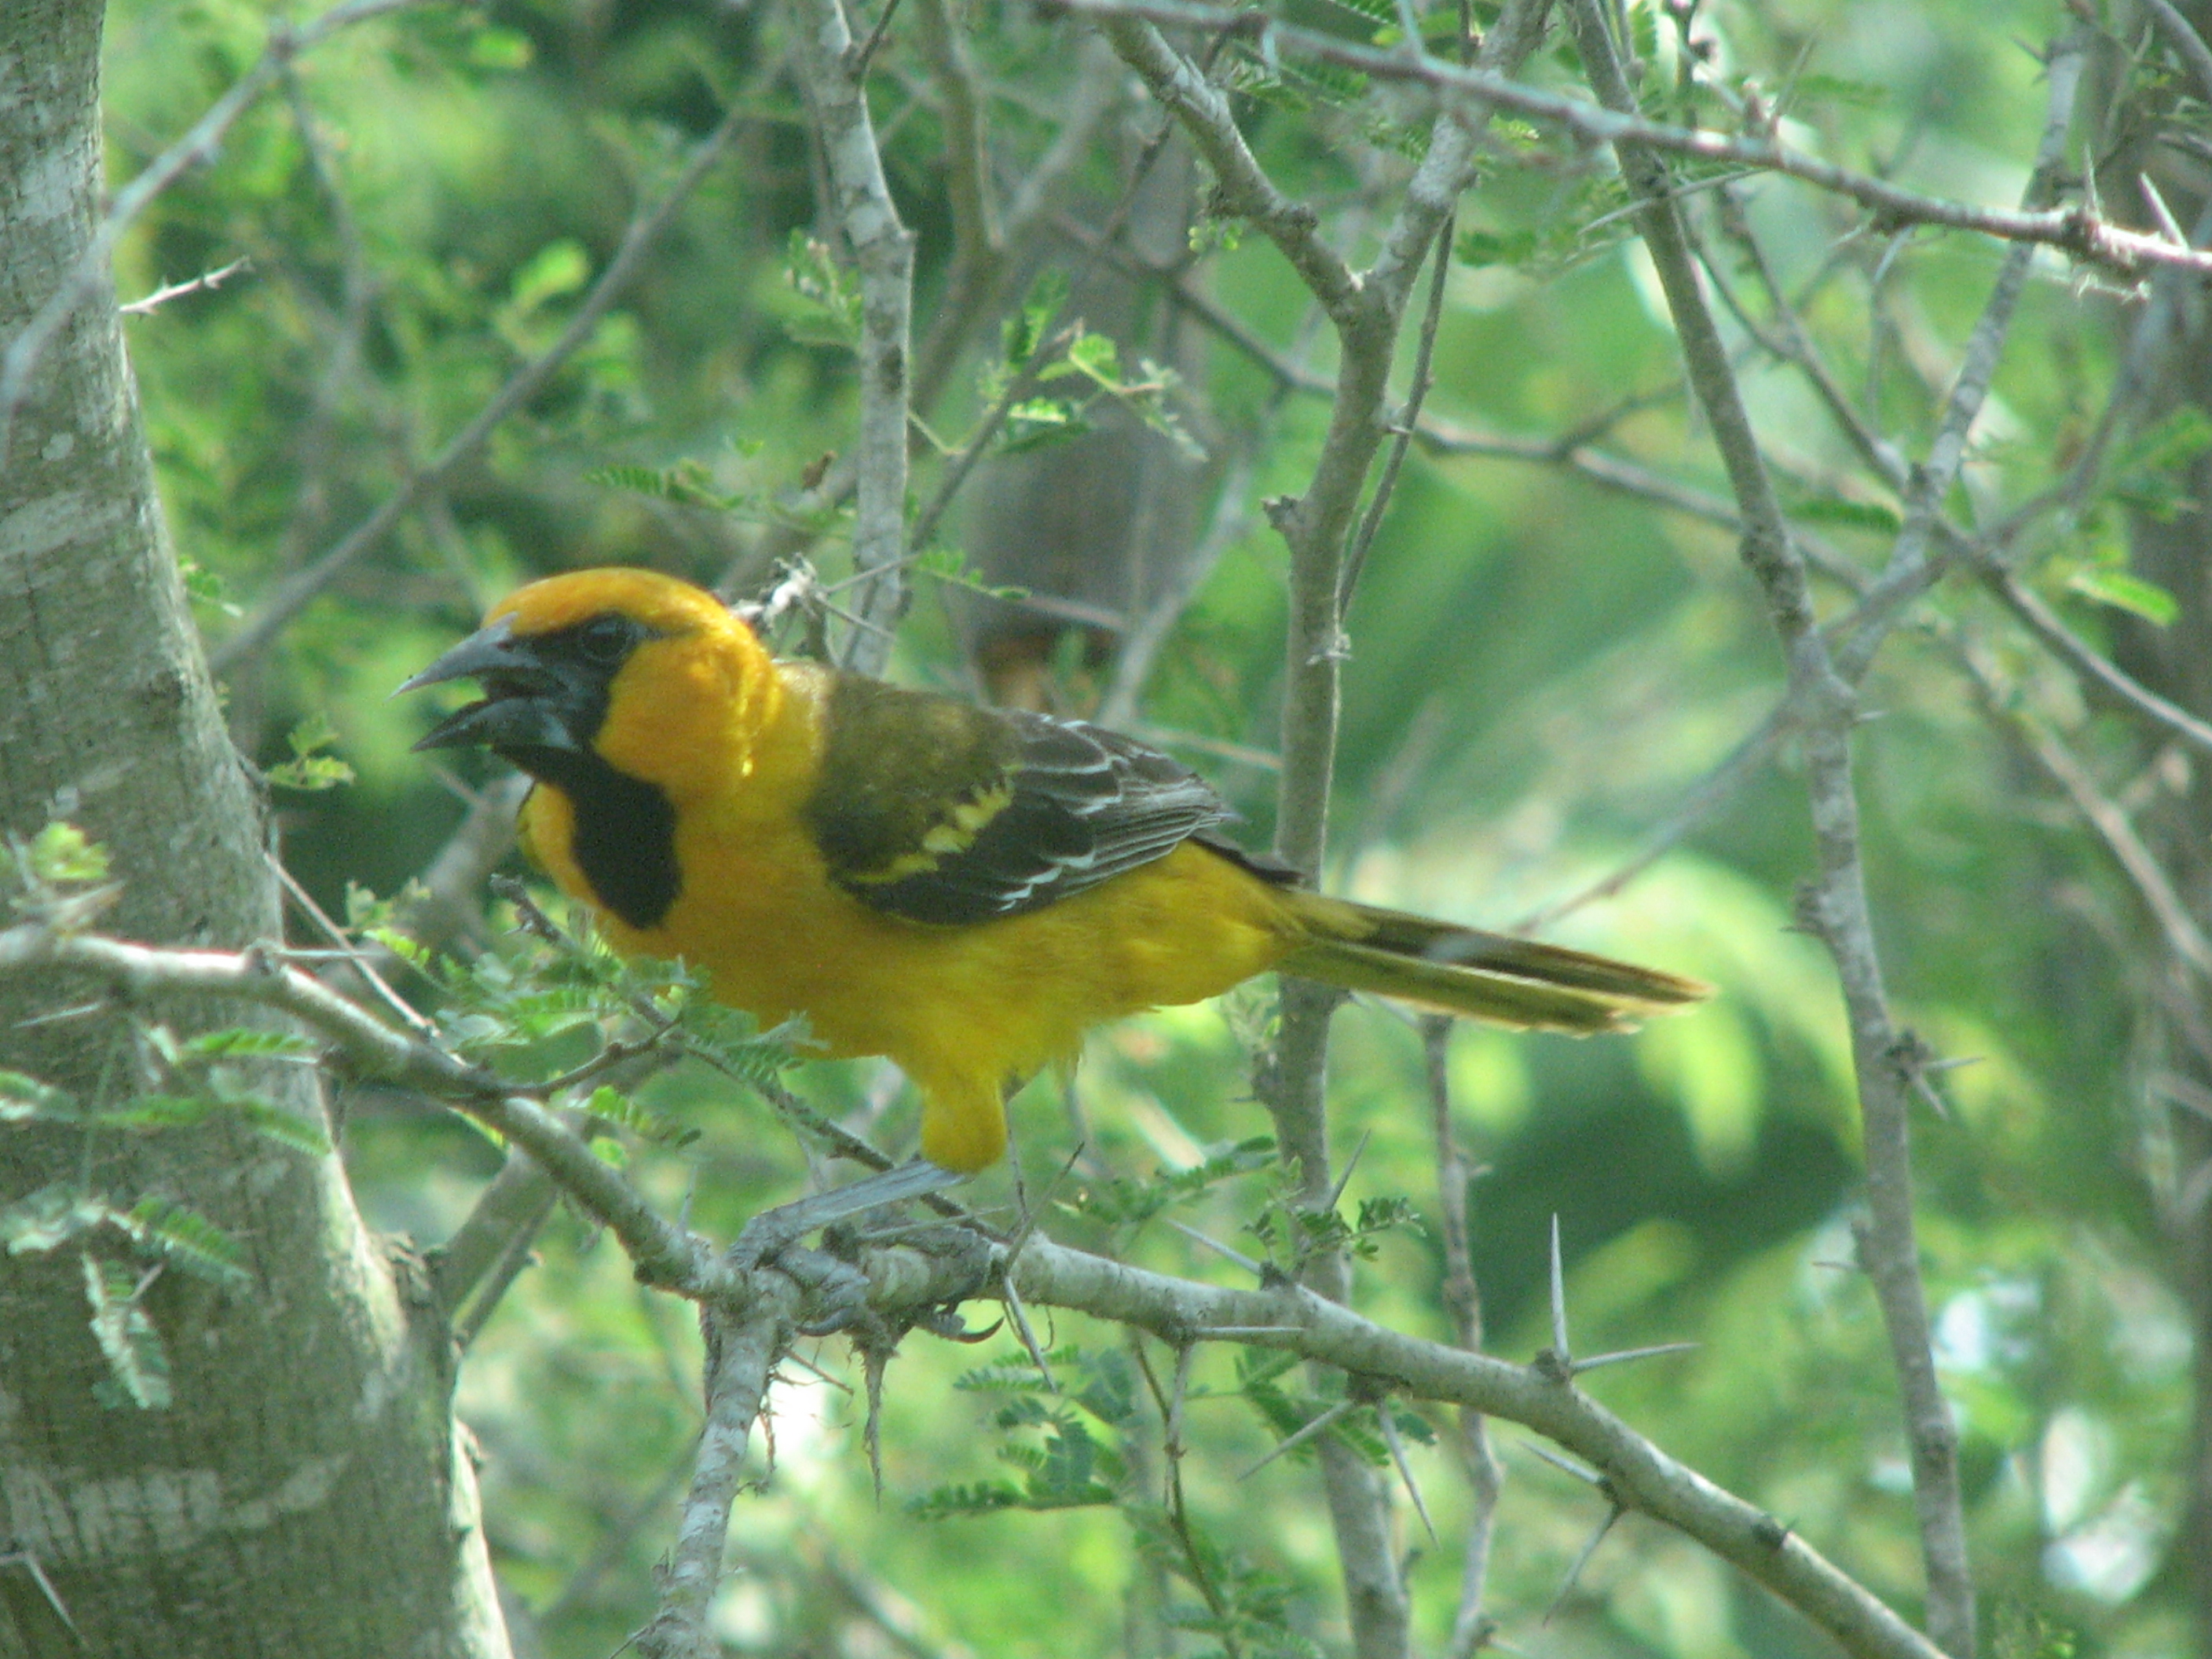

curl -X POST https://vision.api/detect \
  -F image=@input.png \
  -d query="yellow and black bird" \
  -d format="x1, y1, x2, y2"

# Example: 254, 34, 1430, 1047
404, 568, 1706, 1199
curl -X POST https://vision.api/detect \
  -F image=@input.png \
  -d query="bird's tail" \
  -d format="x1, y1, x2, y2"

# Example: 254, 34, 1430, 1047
1277, 892, 1710, 1033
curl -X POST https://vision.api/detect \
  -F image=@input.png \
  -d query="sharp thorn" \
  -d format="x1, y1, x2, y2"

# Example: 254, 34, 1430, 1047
1547, 1214, 1571, 1371
1518, 1438, 1604, 1486
1377, 1401, 1438, 1544
1239, 1397, 1360, 1479
1569, 1341, 1700, 1374
1165, 1218, 1268, 1277
1543, 1505, 1624, 1624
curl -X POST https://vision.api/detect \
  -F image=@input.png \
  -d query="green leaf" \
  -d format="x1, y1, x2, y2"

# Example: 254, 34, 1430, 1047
507, 239, 590, 314
2115, 405, 2212, 475
123, 1196, 251, 1291
908, 1481, 1028, 1518
184, 1027, 317, 1060
0, 1068, 75, 1123
266, 712, 355, 791
82, 1254, 172, 1410
910, 545, 1031, 602
1060, 331, 1122, 385
584, 458, 740, 511
1792, 496, 1903, 533
2067, 567, 2179, 627
23, 821, 109, 886
1004, 268, 1069, 364
227, 1097, 335, 1156
90, 1093, 332, 1155
783, 230, 862, 347
1454, 226, 1538, 269
582, 1084, 698, 1148
1061, 1135, 1275, 1225
97, 1094, 222, 1131
178, 553, 242, 617
467, 24, 534, 69
998, 401, 1092, 456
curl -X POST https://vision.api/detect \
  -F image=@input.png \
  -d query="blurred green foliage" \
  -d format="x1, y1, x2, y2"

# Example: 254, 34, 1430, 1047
90, 0, 2208, 1653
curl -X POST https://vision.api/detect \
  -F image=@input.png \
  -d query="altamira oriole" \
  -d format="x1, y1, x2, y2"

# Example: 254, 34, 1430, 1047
403, 568, 1708, 1177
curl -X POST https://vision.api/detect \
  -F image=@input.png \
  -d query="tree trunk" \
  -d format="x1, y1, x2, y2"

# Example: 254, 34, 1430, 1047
0, 3, 511, 1653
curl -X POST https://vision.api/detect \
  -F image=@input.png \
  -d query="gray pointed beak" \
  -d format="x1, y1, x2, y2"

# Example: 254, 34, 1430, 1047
397, 615, 580, 754
395, 613, 529, 697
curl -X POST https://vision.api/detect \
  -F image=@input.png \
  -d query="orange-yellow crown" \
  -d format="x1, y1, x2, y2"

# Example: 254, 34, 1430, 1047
488, 566, 751, 643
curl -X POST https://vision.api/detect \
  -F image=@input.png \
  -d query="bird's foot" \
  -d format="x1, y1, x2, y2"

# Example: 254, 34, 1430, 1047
725, 1158, 967, 1273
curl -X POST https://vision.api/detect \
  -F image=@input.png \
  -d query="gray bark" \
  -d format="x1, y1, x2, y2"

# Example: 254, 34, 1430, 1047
0, 3, 509, 1653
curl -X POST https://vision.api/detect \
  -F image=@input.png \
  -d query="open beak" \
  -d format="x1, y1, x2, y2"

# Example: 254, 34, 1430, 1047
397, 615, 580, 754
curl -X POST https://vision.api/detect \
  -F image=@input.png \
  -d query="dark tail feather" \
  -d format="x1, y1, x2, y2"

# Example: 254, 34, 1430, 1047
1279, 893, 1710, 1033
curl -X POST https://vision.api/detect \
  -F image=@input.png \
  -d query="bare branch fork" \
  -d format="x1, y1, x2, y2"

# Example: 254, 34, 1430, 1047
1095, 2, 1558, 1652
1044, 0, 2212, 279
0, 917, 1947, 1659
1555, 2, 2091, 1652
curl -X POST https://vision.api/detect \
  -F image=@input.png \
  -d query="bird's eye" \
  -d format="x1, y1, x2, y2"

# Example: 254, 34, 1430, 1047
577, 614, 633, 666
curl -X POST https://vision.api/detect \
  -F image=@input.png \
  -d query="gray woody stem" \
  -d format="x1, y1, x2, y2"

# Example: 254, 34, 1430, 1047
788, 0, 917, 674
1049, 0, 2211, 278
0, 919, 1949, 1659
1563, 2, 1977, 1651
637, 1298, 795, 1659
1101, 5, 1553, 1654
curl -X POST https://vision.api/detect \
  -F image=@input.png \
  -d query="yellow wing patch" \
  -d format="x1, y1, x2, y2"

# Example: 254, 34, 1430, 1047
840, 781, 1016, 886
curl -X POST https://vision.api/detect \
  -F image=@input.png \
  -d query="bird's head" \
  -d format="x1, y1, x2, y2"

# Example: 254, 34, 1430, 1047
399, 568, 774, 796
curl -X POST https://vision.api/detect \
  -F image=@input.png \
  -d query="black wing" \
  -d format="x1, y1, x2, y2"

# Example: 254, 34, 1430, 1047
804, 677, 1237, 926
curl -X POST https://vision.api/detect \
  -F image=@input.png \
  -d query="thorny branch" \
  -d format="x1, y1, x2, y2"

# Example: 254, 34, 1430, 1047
1099, 2, 1557, 1651
1559, 5, 2107, 1654
1044, 0, 2212, 278
789, 0, 917, 672
0, 918, 1950, 1659
1426, 1020, 1503, 1659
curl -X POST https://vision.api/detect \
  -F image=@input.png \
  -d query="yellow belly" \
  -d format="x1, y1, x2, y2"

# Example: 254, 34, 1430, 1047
520, 786, 1298, 1170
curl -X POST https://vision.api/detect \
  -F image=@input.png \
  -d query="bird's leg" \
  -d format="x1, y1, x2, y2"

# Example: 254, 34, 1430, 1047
726, 1158, 968, 1270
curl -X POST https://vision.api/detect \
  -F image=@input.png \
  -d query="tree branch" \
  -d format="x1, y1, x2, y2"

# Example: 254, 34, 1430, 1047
212, 98, 749, 672
0, 922, 727, 1297
1093, 16, 1365, 327
1045, 0, 2212, 277
0, 0, 441, 463
1005, 1236, 1946, 1659
0, 920, 1956, 1659
636, 1296, 796, 1659
1564, 2, 1984, 1650
789, 0, 917, 672
1426, 1020, 1503, 1659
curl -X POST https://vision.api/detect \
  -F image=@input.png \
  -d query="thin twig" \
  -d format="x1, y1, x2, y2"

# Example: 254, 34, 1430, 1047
0, 919, 1954, 1659
636, 1298, 793, 1659
1564, 2, 2024, 1650
1339, 204, 1457, 614
1240, 1397, 1361, 1478
118, 258, 254, 317
1043, 0, 2212, 279
0, 0, 438, 463
2141, 0, 2212, 106
1426, 1017, 1503, 1658
212, 97, 749, 672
